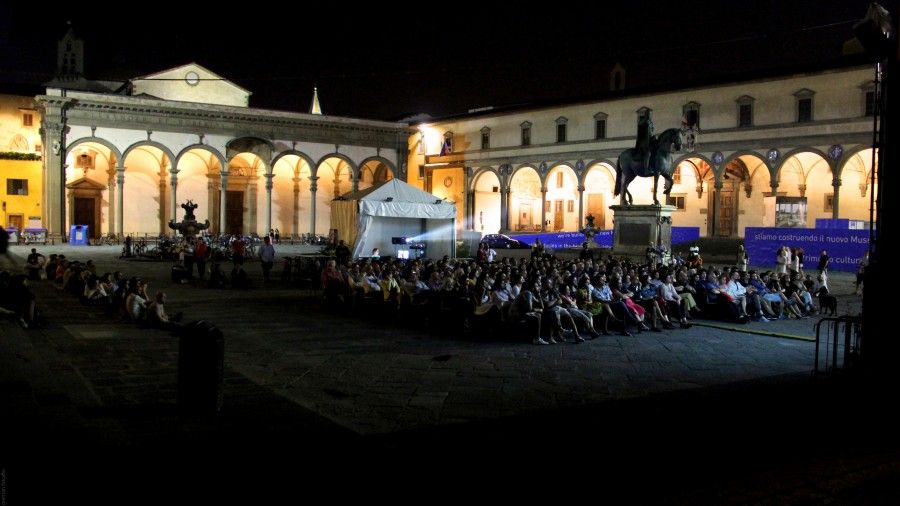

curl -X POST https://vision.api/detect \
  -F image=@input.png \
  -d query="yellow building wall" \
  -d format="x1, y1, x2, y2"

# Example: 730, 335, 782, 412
0, 93, 42, 154
1, 159, 43, 228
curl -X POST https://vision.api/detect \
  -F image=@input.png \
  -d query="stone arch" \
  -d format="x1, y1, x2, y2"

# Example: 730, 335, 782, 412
774, 147, 831, 181
509, 163, 539, 189
357, 156, 395, 190
545, 163, 579, 231
581, 158, 615, 186
314, 154, 357, 234
356, 156, 396, 181
472, 167, 502, 234
469, 166, 501, 192
226, 137, 274, 165
122, 141, 177, 170
582, 162, 617, 229
836, 144, 876, 180
271, 149, 316, 174
174, 146, 223, 232
508, 165, 542, 232
66, 136, 123, 165
175, 144, 227, 171
314, 153, 357, 179
271, 152, 315, 238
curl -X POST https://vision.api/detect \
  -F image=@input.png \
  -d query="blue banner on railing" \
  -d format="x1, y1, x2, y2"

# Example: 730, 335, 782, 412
744, 227, 869, 273
509, 227, 700, 251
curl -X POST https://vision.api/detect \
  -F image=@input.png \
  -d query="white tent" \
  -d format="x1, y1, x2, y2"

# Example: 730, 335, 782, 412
331, 179, 457, 259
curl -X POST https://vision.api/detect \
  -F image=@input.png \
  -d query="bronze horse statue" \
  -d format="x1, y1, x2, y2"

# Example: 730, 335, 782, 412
614, 127, 683, 206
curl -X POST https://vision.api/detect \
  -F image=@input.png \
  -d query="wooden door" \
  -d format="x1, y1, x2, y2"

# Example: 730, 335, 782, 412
718, 184, 735, 237
554, 200, 564, 231
519, 203, 532, 231
226, 191, 244, 235
587, 194, 605, 228
8, 214, 24, 229
74, 197, 98, 238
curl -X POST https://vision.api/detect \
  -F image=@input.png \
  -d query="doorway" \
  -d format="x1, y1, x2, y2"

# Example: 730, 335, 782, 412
554, 200, 564, 231
518, 202, 533, 231
709, 182, 737, 237
586, 194, 605, 228
74, 197, 99, 239
8, 213, 24, 230
225, 191, 244, 235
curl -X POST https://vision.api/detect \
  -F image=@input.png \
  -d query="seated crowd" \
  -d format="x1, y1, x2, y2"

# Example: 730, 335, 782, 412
315, 250, 828, 345
1, 252, 182, 331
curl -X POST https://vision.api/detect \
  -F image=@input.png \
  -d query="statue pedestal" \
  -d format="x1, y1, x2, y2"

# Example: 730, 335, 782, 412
610, 204, 675, 259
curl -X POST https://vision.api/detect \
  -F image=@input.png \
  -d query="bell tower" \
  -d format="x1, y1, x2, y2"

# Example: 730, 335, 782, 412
56, 23, 84, 81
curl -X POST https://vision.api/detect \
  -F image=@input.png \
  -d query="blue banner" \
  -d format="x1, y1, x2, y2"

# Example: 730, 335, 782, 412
509, 227, 700, 251
744, 227, 869, 273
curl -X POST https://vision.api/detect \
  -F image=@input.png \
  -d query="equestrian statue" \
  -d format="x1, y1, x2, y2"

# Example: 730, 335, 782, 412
614, 114, 683, 206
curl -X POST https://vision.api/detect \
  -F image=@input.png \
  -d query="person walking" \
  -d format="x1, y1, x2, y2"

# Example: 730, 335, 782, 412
259, 236, 276, 282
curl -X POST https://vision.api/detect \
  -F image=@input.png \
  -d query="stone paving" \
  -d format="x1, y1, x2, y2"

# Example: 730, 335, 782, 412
3, 244, 842, 435
4, 243, 892, 502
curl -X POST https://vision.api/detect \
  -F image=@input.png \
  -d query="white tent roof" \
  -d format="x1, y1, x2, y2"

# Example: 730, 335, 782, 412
340, 179, 456, 219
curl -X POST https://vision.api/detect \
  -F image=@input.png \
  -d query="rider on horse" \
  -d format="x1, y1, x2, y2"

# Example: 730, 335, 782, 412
636, 112, 655, 173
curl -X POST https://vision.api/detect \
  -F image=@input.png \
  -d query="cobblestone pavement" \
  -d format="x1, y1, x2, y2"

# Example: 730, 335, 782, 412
2, 244, 894, 503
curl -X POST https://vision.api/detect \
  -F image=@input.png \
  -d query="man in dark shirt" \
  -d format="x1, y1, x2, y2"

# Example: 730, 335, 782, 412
817, 249, 829, 275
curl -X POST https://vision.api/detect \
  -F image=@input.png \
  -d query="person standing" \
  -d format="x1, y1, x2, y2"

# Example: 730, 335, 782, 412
259, 236, 276, 282
817, 249, 830, 275
736, 244, 748, 272
194, 238, 209, 280
25, 248, 46, 280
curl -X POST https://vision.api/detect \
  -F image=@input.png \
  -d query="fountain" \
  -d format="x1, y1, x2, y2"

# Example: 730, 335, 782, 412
168, 200, 210, 240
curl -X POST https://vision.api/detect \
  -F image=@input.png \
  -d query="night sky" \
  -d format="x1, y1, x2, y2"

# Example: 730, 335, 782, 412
0, 1, 880, 120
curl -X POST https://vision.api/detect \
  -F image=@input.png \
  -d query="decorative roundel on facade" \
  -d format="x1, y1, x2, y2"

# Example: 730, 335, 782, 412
575, 159, 585, 171
185, 71, 200, 86
443, 176, 453, 188
767, 149, 780, 162
828, 144, 844, 160
712, 151, 724, 164
539, 162, 548, 173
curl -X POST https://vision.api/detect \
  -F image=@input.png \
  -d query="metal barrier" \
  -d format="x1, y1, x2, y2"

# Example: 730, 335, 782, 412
814, 315, 863, 375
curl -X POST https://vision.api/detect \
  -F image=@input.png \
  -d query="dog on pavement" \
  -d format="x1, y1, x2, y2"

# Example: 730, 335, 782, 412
817, 287, 838, 316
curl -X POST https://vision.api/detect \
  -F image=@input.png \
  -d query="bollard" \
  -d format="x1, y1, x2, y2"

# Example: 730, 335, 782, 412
177, 320, 224, 415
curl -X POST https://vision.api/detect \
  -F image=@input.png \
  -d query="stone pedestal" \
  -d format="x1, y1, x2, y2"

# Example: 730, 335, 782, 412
610, 204, 675, 259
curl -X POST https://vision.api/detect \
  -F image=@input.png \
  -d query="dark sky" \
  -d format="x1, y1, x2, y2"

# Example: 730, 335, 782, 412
0, 1, 882, 120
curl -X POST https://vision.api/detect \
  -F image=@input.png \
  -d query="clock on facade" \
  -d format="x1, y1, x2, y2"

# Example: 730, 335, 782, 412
185, 71, 200, 86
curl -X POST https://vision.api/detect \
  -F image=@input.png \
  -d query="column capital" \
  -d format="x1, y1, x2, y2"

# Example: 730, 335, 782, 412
577, 185, 585, 192
832, 178, 842, 188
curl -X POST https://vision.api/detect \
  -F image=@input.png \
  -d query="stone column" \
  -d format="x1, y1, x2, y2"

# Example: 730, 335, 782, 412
292, 175, 301, 239
158, 169, 167, 234
248, 179, 258, 235
309, 176, 319, 235
38, 100, 72, 242
832, 177, 842, 219
577, 185, 585, 230
352, 175, 359, 194
466, 191, 475, 230
264, 173, 273, 234
219, 170, 229, 235
499, 187, 509, 233
540, 187, 548, 232
207, 180, 217, 233
107, 170, 117, 236
712, 180, 723, 237
170, 169, 179, 231
116, 167, 125, 237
